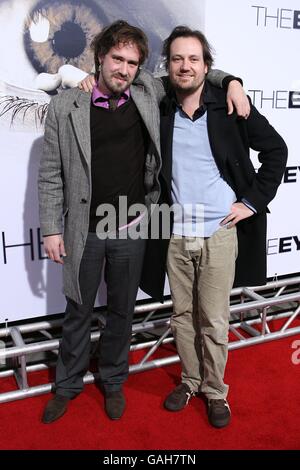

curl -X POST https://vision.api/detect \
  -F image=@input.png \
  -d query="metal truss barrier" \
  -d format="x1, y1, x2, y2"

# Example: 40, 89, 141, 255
0, 276, 299, 404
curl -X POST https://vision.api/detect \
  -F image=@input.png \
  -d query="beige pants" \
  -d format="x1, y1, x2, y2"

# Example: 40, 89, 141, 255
167, 226, 238, 400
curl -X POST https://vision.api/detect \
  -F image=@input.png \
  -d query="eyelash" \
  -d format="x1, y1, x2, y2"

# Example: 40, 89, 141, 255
0, 96, 48, 127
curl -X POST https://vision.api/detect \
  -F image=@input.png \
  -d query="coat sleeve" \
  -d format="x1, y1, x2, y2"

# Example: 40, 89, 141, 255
152, 75, 167, 103
206, 69, 238, 88
38, 98, 64, 236
241, 100, 288, 212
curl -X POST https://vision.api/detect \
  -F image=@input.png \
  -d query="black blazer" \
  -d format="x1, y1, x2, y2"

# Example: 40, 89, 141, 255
141, 82, 288, 302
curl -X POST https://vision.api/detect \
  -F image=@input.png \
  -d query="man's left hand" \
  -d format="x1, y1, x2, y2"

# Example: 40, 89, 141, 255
227, 80, 250, 118
221, 202, 254, 229
78, 74, 96, 92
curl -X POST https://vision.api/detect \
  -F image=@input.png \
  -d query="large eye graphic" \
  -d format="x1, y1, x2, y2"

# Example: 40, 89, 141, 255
0, 0, 106, 130
24, 0, 106, 75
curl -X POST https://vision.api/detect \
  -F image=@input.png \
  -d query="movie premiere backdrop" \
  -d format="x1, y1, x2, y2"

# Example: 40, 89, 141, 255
0, 0, 298, 322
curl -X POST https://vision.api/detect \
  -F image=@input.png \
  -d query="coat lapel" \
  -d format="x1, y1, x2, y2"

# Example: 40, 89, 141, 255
160, 96, 175, 198
205, 84, 231, 173
207, 107, 229, 170
70, 91, 91, 168
131, 84, 160, 154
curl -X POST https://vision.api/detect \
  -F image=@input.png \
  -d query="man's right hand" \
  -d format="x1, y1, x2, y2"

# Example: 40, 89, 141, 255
78, 74, 96, 92
43, 234, 66, 265
227, 80, 250, 118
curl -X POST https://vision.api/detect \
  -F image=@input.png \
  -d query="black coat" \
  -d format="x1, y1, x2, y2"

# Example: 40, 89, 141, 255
140, 82, 288, 302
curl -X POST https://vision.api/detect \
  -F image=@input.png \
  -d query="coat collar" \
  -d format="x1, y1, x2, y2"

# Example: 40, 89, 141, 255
160, 79, 227, 116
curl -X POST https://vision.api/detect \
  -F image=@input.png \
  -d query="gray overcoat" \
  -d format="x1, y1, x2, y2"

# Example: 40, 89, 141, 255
38, 69, 164, 304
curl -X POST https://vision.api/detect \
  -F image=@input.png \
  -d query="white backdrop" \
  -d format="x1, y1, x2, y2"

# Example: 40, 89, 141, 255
0, 0, 298, 322
204, 0, 300, 279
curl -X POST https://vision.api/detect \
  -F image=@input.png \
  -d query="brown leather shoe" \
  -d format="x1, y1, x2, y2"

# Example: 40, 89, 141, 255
104, 390, 126, 420
42, 394, 70, 424
207, 398, 231, 428
164, 383, 195, 411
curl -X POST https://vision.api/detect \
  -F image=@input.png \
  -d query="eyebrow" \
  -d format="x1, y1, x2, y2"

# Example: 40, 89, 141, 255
111, 54, 139, 66
171, 54, 201, 59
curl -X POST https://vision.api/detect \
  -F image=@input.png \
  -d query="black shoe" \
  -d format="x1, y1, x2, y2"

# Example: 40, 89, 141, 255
164, 383, 195, 411
42, 394, 70, 424
207, 398, 231, 428
104, 390, 126, 420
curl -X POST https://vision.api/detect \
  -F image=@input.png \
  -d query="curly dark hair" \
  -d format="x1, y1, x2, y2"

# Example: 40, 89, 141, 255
91, 20, 149, 72
162, 25, 214, 71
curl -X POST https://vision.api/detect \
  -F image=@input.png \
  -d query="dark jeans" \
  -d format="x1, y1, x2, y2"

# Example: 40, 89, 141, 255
55, 233, 146, 397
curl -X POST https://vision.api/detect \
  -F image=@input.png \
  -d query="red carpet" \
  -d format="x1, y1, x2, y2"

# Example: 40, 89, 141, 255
0, 332, 300, 450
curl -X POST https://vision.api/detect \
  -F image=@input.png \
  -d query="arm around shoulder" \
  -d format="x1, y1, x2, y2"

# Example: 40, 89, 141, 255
206, 69, 237, 88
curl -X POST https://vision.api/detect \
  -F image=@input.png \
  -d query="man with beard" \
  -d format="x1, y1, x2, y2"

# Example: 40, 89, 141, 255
39, 20, 249, 424
143, 26, 287, 428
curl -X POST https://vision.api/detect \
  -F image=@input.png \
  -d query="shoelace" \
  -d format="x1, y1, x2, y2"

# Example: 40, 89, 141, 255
209, 399, 230, 411
185, 391, 195, 404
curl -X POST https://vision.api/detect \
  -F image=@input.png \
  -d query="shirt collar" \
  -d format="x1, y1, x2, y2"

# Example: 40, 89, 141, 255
171, 80, 221, 120
91, 84, 130, 106
172, 80, 216, 106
